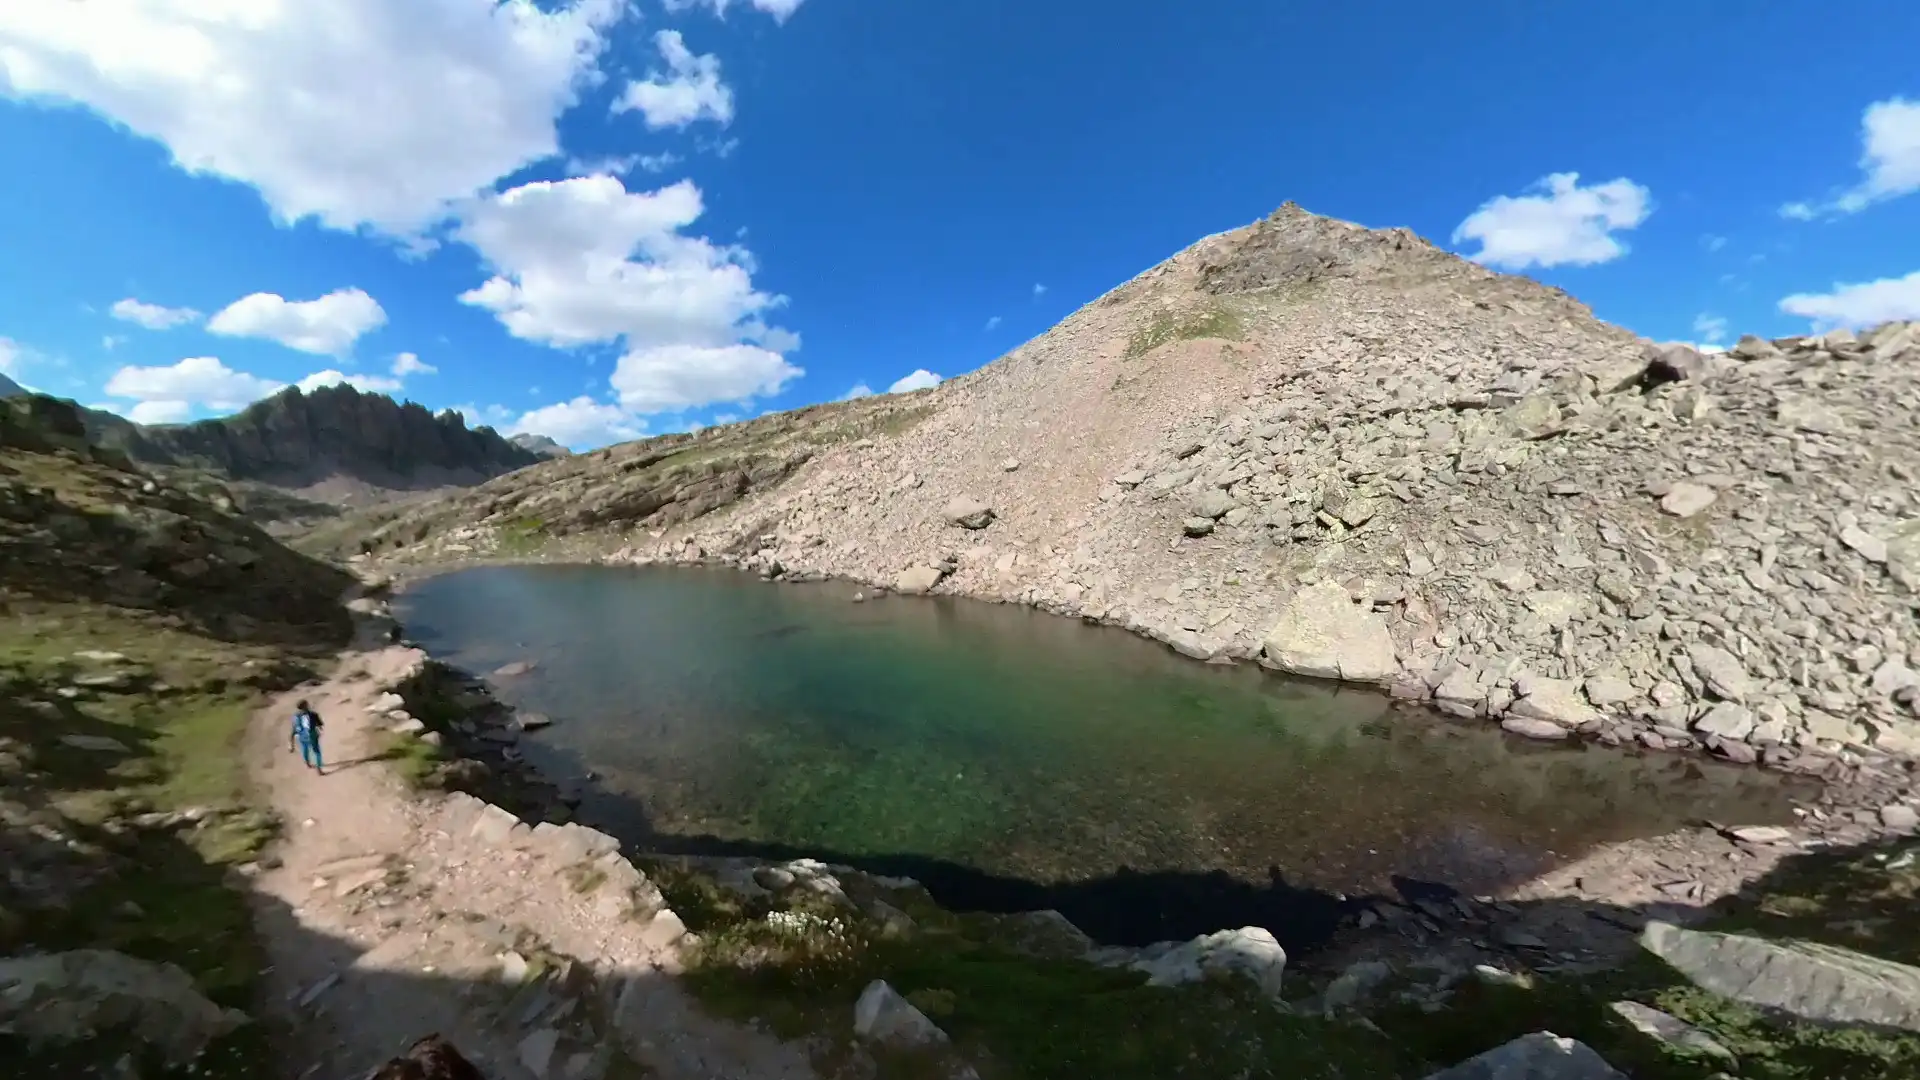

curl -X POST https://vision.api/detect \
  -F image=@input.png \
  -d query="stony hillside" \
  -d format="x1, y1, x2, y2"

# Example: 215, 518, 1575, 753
90, 383, 542, 496
332, 203, 1920, 773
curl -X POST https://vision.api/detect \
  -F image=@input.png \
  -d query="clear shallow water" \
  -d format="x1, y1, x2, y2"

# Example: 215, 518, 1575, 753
397, 563, 1807, 946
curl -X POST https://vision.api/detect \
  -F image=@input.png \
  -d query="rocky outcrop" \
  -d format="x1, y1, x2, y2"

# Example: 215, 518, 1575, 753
92, 384, 542, 490
1641, 920, 1920, 1031
345, 203, 1920, 771
0, 949, 251, 1065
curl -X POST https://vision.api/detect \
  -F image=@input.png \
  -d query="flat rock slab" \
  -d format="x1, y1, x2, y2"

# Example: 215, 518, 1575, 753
1261, 582, 1398, 684
1423, 1031, 1626, 1079
1641, 921, 1920, 1031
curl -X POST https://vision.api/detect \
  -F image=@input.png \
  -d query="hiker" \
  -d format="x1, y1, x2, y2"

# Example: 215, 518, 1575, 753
290, 699, 326, 774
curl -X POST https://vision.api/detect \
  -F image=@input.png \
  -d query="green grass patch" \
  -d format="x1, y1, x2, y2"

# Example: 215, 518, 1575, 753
1124, 305, 1244, 360
374, 730, 447, 788
495, 514, 549, 555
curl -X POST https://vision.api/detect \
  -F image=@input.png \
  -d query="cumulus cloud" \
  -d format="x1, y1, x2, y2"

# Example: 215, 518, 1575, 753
663, 0, 806, 23
0, 0, 627, 237
510, 396, 643, 447
296, 369, 404, 394
441, 402, 516, 428
614, 30, 733, 130
103, 355, 286, 420
126, 400, 192, 424
455, 173, 801, 415
109, 297, 200, 330
1691, 313, 1728, 346
391, 351, 437, 377
887, 369, 942, 394
1781, 97, 1920, 220
1452, 172, 1652, 270
1779, 270, 1920, 329
207, 288, 387, 355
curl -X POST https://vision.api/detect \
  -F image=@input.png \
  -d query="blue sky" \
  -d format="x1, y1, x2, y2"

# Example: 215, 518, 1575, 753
1, 2, 1916, 449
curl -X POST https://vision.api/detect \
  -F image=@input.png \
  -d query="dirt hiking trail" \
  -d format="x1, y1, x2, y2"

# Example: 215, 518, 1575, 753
244, 633, 817, 1080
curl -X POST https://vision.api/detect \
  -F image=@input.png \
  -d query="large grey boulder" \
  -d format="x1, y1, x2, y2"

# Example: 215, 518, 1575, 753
853, 979, 948, 1046
1133, 926, 1286, 998
1422, 1032, 1626, 1079
895, 566, 945, 595
0, 949, 250, 1065
1640, 921, 1920, 1031
1260, 582, 1399, 684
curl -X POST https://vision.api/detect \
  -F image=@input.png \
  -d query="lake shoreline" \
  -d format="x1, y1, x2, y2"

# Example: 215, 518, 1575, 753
359, 555, 1920, 975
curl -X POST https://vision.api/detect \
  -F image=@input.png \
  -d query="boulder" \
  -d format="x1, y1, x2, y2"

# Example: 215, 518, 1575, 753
1133, 926, 1286, 998
943, 496, 995, 530
853, 979, 948, 1046
1508, 675, 1598, 727
1260, 583, 1399, 684
0, 949, 250, 1065
1606, 1001, 1732, 1062
1641, 921, 1920, 1031
1422, 1032, 1626, 1079
895, 566, 945, 595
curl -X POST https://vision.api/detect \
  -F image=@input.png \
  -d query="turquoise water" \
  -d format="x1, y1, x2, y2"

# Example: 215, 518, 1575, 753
397, 563, 1805, 942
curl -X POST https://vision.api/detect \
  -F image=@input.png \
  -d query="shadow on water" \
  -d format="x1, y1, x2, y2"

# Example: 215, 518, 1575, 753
396, 562, 1817, 954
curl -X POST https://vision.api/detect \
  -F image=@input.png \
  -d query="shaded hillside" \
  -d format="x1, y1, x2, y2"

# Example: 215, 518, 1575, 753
0, 372, 23, 398
91, 384, 541, 492
328, 202, 1920, 776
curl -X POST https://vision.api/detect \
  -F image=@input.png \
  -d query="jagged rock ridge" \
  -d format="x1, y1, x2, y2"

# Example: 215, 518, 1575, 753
91, 384, 542, 490
341, 202, 1920, 774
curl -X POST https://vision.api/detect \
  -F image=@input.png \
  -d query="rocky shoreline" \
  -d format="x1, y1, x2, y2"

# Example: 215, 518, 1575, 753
345, 564, 1920, 989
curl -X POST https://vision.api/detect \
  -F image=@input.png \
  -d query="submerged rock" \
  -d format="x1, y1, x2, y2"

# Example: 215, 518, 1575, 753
1423, 1031, 1626, 1079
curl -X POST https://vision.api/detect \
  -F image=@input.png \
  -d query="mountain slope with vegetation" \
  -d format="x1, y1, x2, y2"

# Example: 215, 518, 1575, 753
0, 393, 354, 1076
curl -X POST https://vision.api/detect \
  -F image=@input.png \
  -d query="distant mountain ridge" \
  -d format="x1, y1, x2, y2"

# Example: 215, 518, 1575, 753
0, 372, 24, 398
510, 432, 572, 458
81, 384, 543, 491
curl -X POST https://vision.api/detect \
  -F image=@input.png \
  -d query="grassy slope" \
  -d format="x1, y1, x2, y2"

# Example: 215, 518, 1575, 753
0, 398, 352, 1076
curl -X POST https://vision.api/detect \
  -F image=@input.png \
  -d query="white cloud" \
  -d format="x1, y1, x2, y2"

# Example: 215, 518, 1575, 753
455, 173, 802, 414
1452, 172, 1653, 270
984, 315, 1002, 331
840, 382, 873, 400
104, 355, 285, 413
0, 0, 627, 237
511, 396, 642, 447
1786, 97, 1920, 220
109, 297, 200, 329
0, 337, 23, 375
391, 351, 436, 377
296, 368, 404, 394
1779, 270, 1920, 329
1701, 235, 1728, 253
663, 0, 806, 23
126, 400, 192, 425
637, 151, 685, 174
887, 369, 942, 394
614, 30, 733, 130
1032, 283, 1047, 297
612, 343, 798, 413
1691, 313, 1728, 346
207, 288, 387, 355
442, 402, 516, 428
102, 334, 129, 351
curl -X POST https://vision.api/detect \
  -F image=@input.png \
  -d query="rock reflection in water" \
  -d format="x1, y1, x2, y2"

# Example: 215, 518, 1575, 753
397, 563, 1807, 907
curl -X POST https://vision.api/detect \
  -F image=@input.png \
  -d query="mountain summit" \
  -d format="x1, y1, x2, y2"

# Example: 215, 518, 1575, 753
340, 202, 1920, 767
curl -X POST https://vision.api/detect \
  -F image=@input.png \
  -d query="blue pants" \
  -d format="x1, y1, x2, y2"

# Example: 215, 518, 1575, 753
297, 733, 324, 770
